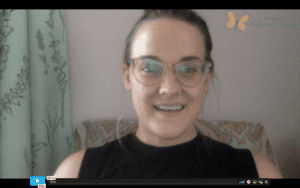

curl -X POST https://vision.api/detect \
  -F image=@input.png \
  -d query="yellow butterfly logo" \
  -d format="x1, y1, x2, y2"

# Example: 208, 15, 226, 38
226, 11, 249, 32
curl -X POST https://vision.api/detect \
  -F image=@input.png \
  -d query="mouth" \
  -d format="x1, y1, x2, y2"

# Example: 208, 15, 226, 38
153, 105, 185, 112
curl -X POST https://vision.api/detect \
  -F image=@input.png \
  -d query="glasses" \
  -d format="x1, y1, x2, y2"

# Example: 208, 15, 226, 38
129, 57, 212, 88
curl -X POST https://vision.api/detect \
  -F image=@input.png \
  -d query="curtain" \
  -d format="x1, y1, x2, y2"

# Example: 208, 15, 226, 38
0, 9, 73, 178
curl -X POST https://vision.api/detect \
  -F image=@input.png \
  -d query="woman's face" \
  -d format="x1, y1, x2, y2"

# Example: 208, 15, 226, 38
122, 18, 212, 147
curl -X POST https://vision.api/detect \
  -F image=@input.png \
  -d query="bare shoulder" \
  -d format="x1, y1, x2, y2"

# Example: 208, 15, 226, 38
251, 152, 283, 178
53, 149, 87, 178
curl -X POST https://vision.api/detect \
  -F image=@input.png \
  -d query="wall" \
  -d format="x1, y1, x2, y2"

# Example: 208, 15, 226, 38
64, 10, 300, 178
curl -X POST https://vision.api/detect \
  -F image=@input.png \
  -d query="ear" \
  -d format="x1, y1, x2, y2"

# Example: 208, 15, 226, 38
121, 63, 132, 92
204, 73, 213, 96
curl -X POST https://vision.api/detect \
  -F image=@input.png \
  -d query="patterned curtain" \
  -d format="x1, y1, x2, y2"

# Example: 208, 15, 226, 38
0, 10, 73, 178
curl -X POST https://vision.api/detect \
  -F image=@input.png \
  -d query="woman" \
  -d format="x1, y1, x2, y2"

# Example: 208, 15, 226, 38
54, 10, 282, 179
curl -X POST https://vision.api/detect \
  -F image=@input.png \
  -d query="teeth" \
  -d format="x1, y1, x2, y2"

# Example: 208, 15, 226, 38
155, 105, 184, 110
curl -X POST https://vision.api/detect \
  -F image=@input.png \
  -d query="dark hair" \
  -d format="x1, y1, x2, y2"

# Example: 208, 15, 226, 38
117, 9, 221, 152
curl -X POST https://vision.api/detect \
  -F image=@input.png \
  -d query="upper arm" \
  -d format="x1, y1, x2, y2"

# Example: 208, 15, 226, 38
53, 149, 86, 178
252, 152, 283, 178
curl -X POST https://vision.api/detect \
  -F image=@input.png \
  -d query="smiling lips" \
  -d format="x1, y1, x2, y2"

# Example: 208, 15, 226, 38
155, 103, 185, 106
154, 104, 185, 111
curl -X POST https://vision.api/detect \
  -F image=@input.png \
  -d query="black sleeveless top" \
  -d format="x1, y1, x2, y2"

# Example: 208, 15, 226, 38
78, 132, 259, 179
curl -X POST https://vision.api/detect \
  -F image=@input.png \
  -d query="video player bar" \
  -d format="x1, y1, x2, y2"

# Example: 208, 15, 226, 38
46, 178, 270, 186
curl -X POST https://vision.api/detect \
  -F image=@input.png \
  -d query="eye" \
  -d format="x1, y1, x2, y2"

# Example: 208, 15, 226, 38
177, 62, 200, 74
141, 59, 161, 73
181, 67, 196, 73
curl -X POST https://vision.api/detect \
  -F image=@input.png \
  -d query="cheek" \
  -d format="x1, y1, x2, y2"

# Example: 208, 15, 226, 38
132, 93, 155, 121
131, 91, 142, 110
189, 89, 206, 109
130, 75, 144, 109
131, 86, 153, 114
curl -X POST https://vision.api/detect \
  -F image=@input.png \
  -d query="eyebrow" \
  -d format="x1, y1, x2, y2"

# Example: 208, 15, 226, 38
137, 55, 202, 62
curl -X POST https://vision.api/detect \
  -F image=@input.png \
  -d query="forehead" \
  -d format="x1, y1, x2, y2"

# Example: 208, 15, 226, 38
131, 18, 205, 62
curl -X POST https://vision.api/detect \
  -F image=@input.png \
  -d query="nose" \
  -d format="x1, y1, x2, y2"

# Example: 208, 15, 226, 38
159, 67, 181, 96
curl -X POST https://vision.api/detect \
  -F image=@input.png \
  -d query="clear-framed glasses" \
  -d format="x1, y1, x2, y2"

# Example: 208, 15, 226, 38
129, 57, 212, 88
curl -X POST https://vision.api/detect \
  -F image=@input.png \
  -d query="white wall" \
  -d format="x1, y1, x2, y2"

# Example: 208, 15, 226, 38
64, 10, 300, 178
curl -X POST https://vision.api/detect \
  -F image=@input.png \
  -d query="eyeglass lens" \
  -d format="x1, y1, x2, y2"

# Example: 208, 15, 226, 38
133, 59, 208, 87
